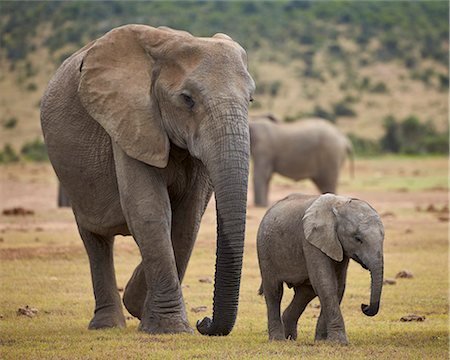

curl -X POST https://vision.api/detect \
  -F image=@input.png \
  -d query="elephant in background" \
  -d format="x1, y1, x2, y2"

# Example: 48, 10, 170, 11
58, 183, 70, 207
41, 24, 255, 336
257, 193, 384, 343
249, 116, 354, 207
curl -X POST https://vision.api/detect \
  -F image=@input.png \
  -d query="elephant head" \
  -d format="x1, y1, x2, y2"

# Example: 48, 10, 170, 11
77, 25, 255, 335
303, 193, 384, 317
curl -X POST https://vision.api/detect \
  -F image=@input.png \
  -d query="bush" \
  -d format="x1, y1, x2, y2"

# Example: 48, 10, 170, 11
20, 138, 48, 162
370, 82, 389, 93
347, 133, 381, 156
3, 117, 18, 129
311, 105, 336, 122
0, 144, 20, 163
26, 82, 38, 91
380, 115, 448, 154
333, 101, 356, 117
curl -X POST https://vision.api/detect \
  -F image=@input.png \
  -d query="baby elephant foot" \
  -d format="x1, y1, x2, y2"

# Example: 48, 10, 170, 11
88, 305, 126, 330
139, 315, 193, 335
268, 327, 285, 341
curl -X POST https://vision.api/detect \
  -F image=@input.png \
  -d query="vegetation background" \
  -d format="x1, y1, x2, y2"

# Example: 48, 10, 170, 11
0, 1, 448, 161
0, 1, 448, 359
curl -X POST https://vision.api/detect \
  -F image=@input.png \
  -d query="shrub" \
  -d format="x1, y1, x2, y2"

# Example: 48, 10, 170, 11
380, 115, 448, 154
311, 105, 336, 122
3, 117, 18, 129
347, 133, 381, 156
370, 82, 388, 93
333, 101, 356, 117
0, 144, 20, 163
20, 138, 48, 162
26, 82, 38, 91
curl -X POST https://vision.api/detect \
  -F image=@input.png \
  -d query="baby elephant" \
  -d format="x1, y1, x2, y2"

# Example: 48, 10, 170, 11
257, 193, 384, 343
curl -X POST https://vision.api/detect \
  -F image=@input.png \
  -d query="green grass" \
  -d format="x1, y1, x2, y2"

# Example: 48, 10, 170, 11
1, 157, 448, 359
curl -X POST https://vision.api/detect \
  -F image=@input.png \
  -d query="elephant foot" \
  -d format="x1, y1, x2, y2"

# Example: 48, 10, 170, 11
88, 306, 126, 330
283, 324, 297, 340
138, 316, 193, 335
268, 327, 285, 341
123, 262, 146, 320
321, 332, 348, 345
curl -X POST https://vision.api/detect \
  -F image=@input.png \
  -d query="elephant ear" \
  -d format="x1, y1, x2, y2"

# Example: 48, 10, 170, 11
78, 25, 170, 168
302, 193, 349, 262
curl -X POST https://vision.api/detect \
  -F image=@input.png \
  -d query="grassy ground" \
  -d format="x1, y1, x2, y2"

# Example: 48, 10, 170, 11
0, 156, 448, 359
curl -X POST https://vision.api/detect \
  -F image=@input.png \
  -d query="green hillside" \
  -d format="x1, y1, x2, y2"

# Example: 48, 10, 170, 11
0, 1, 448, 158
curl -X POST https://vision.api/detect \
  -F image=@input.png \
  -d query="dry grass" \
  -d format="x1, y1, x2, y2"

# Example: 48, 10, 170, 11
0, 156, 448, 359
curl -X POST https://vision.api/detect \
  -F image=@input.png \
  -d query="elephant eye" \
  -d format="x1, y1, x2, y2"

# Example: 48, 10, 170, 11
181, 93, 195, 109
249, 96, 254, 103
354, 234, 363, 243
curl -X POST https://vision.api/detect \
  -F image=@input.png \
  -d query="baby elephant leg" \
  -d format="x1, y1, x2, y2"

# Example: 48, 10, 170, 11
263, 280, 284, 340
282, 285, 316, 340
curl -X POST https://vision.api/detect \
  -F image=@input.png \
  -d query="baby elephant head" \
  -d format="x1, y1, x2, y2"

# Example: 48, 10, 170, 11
303, 193, 385, 317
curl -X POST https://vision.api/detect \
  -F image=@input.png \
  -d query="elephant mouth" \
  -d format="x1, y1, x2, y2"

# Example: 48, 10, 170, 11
352, 255, 368, 270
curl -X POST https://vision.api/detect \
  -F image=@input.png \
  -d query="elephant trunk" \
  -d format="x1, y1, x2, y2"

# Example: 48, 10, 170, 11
361, 260, 384, 317
194, 103, 250, 336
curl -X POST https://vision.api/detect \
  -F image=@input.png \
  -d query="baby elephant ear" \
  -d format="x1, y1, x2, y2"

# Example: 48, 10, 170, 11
78, 25, 170, 168
302, 194, 348, 262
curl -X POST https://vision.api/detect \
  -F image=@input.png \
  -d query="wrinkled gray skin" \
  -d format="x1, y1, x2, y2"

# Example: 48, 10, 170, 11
257, 193, 384, 343
41, 25, 255, 336
249, 117, 354, 207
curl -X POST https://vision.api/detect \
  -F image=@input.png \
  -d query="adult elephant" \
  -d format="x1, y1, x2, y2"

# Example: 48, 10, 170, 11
41, 24, 255, 336
249, 117, 354, 207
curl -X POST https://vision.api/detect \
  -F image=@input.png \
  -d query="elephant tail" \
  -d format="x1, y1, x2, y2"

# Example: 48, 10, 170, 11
258, 283, 264, 296
345, 138, 355, 179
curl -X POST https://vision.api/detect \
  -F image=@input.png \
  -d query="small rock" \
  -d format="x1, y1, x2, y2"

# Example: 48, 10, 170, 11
380, 211, 396, 218
191, 306, 207, 313
17, 306, 38, 318
400, 314, 425, 322
125, 316, 134, 320
181, 284, 190, 289
309, 303, 321, 309
0, 314, 4, 319
405, 228, 413, 234
3, 207, 34, 216
396, 270, 413, 279
198, 277, 212, 284
117, 287, 124, 292
383, 278, 397, 285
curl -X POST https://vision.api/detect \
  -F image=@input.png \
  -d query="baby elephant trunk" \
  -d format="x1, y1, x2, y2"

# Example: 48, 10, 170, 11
361, 263, 383, 317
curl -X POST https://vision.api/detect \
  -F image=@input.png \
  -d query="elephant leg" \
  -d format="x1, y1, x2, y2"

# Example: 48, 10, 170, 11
122, 262, 146, 319
263, 280, 284, 340
78, 226, 126, 329
113, 145, 191, 334
123, 167, 212, 320
253, 160, 272, 207
313, 173, 337, 194
282, 285, 316, 340
308, 263, 348, 344
315, 260, 349, 341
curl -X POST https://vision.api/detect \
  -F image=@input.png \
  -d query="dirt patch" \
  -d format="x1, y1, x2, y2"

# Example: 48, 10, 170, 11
0, 245, 84, 260
396, 270, 414, 279
400, 314, 426, 322
17, 306, 38, 318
